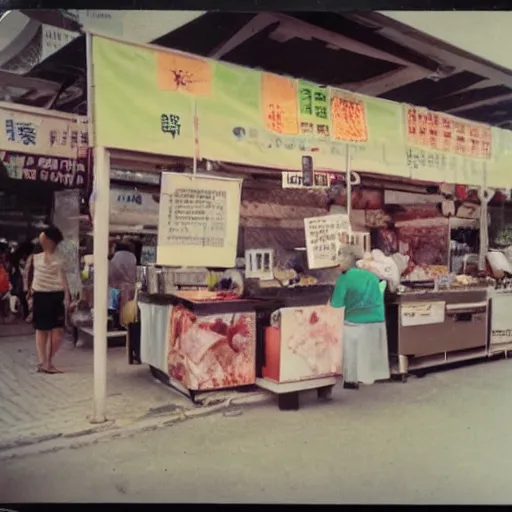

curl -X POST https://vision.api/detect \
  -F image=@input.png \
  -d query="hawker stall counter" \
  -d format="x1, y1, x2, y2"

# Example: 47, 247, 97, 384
137, 291, 272, 400
246, 283, 344, 410
386, 286, 488, 381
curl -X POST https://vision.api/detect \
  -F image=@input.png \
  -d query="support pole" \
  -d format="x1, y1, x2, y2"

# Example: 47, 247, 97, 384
91, 146, 110, 424
345, 144, 352, 220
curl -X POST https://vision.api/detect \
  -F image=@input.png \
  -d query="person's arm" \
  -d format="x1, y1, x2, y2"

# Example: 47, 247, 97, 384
60, 266, 71, 308
329, 273, 347, 308
26, 254, 34, 297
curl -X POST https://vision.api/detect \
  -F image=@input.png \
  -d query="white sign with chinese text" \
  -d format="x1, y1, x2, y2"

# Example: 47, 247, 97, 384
110, 188, 159, 227
490, 293, 512, 345
41, 25, 79, 61
400, 301, 445, 327
282, 171, 331, 189
157, 172, 242, 268
304, 214, 351, 270
0, 104, 88, 159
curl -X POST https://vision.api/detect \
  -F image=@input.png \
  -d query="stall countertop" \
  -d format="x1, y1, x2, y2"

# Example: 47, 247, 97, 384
389, 287, 489, 305
138, 292, 274, 315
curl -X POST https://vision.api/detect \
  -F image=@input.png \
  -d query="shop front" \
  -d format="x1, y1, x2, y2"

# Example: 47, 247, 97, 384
0, 101, 89, 328
86, 31, 512, 420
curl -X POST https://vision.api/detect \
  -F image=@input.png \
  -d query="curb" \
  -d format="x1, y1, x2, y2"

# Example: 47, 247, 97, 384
0, 390, 273, 461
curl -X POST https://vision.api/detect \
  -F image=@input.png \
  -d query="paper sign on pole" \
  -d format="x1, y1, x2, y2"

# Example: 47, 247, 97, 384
400, 301, 445, 327
304, 214, 350, 269
157, 172, 242, 268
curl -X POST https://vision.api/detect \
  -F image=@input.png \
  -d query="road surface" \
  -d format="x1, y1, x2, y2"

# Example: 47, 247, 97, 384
2, 357, 512, 504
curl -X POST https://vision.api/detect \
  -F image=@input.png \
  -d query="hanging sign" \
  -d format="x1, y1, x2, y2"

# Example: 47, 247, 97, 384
0, 150, 87, 188
304, 213, 350, 269
282, 171, 331, 189
157, 172, 242, 268
110, 187, 159, 227
405, 105, 491, 186
400, 301, 445, 327
0, 104, 88, 159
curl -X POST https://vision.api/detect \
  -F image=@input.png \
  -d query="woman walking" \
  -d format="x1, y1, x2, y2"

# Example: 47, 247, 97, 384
330, 245, 390, 389
29, 226, 70, 374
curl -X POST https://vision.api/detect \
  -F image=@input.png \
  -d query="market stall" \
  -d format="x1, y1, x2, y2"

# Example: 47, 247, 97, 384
86, 30, 512, 421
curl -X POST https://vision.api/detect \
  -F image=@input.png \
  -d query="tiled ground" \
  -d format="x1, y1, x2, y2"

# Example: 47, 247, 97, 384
0, 334, 194, 450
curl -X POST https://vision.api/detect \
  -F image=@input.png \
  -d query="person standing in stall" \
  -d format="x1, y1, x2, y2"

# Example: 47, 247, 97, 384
330, 245, 390, 389
109, 239, 137, 322
29, 226, 70, 374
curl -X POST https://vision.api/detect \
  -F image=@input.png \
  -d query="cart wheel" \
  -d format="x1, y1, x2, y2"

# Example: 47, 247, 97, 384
317, 385, 334, 401
278, 392, 300, 411
401, 374, 408, 383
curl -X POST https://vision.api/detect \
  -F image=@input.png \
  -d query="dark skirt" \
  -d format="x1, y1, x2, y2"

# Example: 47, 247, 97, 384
33, 291, 65, 331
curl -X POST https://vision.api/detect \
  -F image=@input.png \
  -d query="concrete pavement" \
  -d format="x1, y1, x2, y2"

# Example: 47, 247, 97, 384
0, 334, 197, 451
2, 355, 512, 503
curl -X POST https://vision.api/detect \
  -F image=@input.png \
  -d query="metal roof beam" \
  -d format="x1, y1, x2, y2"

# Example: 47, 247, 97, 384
0, 69, 59, 92
208, 13, 278, 60
342, 66, 431, 96
446, 92, 512, 113
269, 13, 433, 71
359, 12, 512, 88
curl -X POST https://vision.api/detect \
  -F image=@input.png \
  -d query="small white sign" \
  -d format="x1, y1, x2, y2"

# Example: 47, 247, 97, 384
282, 171, 331, 189
401, 301, 445, 327
304, 214, 350, 270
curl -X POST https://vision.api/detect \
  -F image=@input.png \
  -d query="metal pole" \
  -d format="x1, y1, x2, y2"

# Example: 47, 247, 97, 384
345, 144, 352, 220
91, 146, 110, 424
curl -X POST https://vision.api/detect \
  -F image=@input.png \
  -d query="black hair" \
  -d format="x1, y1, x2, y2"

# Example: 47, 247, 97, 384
43, 225, 64, 246
115, 242, 132, 253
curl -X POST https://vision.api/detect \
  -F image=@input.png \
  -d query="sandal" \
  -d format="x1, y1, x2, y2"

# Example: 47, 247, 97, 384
48, 366, 64, 374
36, 364, 53, 374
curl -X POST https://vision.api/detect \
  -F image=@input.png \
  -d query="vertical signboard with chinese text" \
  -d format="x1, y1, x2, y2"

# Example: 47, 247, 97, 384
157, 173, 242, 268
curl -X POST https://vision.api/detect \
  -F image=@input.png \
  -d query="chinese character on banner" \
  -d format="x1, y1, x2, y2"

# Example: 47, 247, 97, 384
262, 73, 299, 135
331, 96, 368, 142
4, 119, 37, 145
161, 114, 181, 139
300, 87, 313, 116
267, 104, 285, 133
5, 119, 15, 142
16, 122, 37, 146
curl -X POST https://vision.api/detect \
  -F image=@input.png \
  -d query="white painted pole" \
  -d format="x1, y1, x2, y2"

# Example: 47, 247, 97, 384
345, 144, 352, 220
91, 146, 110, 424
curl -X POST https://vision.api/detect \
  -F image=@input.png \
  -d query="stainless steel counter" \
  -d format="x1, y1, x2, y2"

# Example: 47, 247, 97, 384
386, 287, 489, 381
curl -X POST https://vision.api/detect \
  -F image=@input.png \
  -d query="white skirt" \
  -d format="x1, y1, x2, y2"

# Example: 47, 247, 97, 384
343, 321, 390, 385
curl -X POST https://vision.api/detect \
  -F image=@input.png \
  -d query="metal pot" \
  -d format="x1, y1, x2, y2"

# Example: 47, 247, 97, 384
159, 267, 176, 295
136, 266, 148, 291
147, 266, 162, 295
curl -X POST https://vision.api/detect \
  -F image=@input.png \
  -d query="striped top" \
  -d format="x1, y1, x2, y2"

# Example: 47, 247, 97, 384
32, 252, 65, 292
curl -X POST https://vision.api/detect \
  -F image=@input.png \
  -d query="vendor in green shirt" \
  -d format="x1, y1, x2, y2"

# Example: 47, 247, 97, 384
330, 245, 390, 390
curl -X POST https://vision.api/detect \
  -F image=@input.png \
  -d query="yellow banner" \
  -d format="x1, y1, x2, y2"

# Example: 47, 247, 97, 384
91, 35, 511, 187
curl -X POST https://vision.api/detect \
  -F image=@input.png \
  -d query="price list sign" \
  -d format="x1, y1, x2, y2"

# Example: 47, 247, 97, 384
304, 214, 350, 270
157, 173, 242, 268
165, 188, 227, 248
